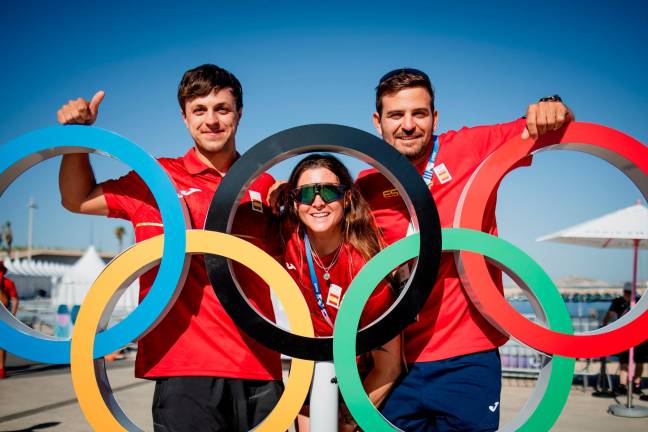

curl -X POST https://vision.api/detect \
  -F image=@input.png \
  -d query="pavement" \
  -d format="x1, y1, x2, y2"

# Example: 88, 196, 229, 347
1, 357, 648, 431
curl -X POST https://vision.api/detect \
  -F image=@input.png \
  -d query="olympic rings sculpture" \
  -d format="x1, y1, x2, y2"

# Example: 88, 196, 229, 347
0, 121, 646, 431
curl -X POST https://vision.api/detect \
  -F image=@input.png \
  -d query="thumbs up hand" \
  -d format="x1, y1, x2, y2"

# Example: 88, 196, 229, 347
56, 90, 105, 125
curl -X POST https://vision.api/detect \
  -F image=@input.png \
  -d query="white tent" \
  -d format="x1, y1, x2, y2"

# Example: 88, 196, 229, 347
5, 258, 69, 278
5, 258, 70, 298
52, 245, 138, 312
52, 245, 104, 306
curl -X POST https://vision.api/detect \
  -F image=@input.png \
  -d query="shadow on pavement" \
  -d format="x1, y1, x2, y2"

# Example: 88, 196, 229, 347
1, 421, 60, 432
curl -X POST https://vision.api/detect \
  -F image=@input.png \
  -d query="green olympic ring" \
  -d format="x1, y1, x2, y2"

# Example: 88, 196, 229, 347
333, 228, 575, 432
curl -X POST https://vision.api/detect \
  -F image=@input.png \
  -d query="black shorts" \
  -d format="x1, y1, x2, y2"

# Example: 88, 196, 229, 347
617, 340, 648, 364
152, 376, 284, 432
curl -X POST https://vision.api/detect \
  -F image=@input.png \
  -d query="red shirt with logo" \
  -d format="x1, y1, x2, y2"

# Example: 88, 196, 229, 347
102, 148, 282, 380
356, 119, 527, 363
283, 230, 394, 337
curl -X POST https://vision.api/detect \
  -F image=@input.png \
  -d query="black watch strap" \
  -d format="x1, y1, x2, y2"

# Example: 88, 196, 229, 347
539, 94, 562, 103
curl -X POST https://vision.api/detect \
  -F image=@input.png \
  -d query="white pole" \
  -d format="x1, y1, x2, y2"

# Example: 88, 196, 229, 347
310, 361, 339, 432
27, 197, 37, 260
626, 239, 639, 408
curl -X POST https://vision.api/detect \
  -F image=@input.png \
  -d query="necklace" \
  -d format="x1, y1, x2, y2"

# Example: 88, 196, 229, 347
311, 243, 342, 280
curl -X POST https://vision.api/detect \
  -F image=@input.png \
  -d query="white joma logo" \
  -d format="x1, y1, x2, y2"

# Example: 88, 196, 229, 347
488, 402, 499, 412
177, 187, 201, 198
286, 263, 296, 270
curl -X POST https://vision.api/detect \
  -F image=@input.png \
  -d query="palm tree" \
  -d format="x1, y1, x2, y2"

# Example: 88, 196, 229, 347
114, 226, 126, 251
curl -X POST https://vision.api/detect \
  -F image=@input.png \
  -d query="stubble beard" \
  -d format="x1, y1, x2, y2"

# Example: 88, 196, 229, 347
393, 139, 429, 165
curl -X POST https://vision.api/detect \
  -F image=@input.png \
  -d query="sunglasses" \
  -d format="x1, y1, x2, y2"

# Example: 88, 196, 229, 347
292, 183, 347, 205
379, 68, 430, 84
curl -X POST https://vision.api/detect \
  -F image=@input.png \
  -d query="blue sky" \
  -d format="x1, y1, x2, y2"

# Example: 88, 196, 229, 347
0, 1, 646, 283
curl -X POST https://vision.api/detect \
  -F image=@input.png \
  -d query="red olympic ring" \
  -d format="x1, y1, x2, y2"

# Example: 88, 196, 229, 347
455, 121, 648, 358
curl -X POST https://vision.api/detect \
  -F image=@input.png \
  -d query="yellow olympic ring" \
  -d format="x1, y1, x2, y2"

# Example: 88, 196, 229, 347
71, 230, 315, 431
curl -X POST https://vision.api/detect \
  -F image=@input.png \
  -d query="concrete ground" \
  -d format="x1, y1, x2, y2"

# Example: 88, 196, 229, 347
1, 357, 647, 431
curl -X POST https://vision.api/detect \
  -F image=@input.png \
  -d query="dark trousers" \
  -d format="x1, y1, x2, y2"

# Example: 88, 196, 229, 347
152, 376, 284, 432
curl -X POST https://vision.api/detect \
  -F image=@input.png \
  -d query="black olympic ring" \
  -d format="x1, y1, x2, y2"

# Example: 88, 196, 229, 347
204, 124, 441, 361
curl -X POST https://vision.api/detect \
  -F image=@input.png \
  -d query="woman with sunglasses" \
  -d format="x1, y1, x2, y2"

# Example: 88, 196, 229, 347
280, 154, 401, 432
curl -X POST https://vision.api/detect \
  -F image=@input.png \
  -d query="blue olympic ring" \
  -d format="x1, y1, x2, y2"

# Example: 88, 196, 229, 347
0, 126, 189, 364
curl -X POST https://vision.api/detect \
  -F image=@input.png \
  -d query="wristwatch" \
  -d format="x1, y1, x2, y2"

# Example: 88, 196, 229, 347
539, 94, 563, 103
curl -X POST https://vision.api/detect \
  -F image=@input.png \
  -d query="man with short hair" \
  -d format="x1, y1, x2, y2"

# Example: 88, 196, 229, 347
356, 68, 573, 431
0, 260, 19, 379
57, 64, 282, 431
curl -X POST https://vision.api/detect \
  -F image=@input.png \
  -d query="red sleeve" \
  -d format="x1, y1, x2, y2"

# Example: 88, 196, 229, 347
446, 118, 531, 185
355, 168, 375, 186
231, 172, 278, 253
230, 172, 279, 322
256, 172, 276, 206
474, 118, 527, 161
101, 170, 148, 221
443, 118, 526, 165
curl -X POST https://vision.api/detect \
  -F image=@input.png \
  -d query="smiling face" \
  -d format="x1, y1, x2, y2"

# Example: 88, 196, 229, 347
373, 86, 438, 165
295, 167, 345, 238
182, 88, 241, 159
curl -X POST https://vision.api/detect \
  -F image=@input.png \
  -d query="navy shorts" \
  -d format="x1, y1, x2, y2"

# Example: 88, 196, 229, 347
381, 349, 501, 432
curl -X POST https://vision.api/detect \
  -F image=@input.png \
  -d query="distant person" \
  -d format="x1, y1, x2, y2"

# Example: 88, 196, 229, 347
279, 154, 401, 431
601, 282, 646, 395
56, 64, 282, 431
0, 261, 19, 379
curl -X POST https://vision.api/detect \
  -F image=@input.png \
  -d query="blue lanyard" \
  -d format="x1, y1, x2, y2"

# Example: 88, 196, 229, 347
421, 135, 439, 186
304, 233, 334, 327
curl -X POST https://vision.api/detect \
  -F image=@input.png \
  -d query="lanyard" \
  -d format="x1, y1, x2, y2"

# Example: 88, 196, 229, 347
401, 136, 439, 279
421, 135, 439, 186
304, 233, 334, 328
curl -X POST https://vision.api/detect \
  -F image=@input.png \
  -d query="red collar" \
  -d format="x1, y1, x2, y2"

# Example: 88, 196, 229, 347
181, 148, 240, 176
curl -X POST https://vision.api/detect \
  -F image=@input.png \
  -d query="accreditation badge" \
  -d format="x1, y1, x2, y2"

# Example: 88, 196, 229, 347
248, 190, 264, 213
326, 283, 343, 309
433, 163, 452, 184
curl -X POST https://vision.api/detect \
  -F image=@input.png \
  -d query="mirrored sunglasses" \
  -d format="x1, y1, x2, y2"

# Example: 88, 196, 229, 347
292, 183, 347, 205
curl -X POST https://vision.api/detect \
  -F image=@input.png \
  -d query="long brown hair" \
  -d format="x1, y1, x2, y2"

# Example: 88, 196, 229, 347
281, 154, 383, 261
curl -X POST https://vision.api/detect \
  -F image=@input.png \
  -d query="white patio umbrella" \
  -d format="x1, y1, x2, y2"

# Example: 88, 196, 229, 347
538, 201, 648, 417
538, 202, 648, 249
